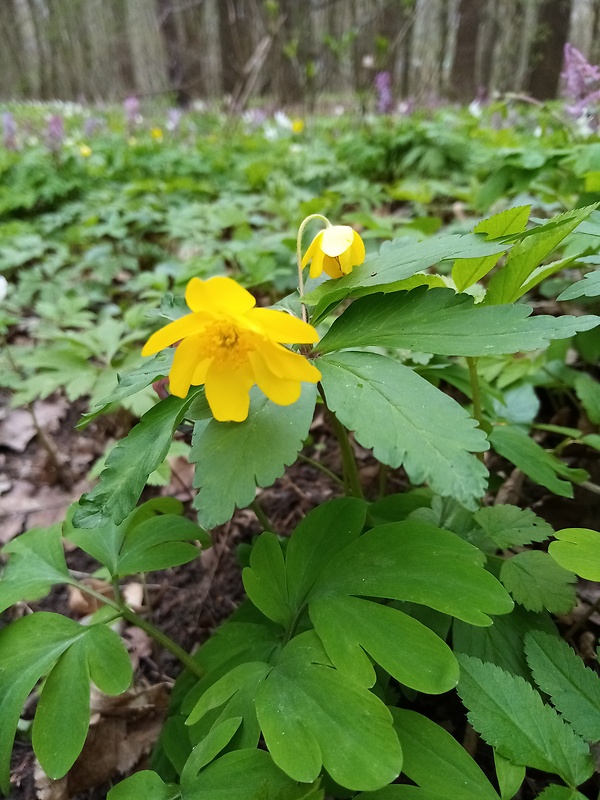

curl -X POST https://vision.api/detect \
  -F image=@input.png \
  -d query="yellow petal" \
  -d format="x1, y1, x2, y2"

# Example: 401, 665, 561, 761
309, 248, 325, 279
322, 256, 344, 279
247, 308, 319, 344
253, 340, 321, 382
204, 362, 254, 422
320, 225, 355, 257
192, 358, 211, 385
168, 335, 206, 397
252, 353, 302, 406
142, 312, 206, 356
185, 276, 256, 315
301, 230, 324, 268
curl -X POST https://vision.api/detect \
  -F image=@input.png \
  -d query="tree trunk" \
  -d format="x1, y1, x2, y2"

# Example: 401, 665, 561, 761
449, 0, 482, 101
527, 0, 572, 99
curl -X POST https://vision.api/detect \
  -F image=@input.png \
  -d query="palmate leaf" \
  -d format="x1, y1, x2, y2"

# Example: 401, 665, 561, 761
452, 206, 531, 292
472, 504, 554, 550
190, 385, 316, 529
0, 613, 131, 793
315, 288, 599, 357
317, 351, 488, 508
525, 630, 600, 742
255, 632, 402, 791
77, 350, 175, 429
549, 527, 600, 581
65, 498, 207, 578
499, 551, 577, 614
457, 654, 594, 788
74, 391, 201, 528
0, 524, 75, 613
485, 205, 596, 305
304, 234, 508, 322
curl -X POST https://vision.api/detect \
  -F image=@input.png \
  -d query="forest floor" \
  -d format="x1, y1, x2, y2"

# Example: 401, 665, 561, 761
1, 390, 600, 800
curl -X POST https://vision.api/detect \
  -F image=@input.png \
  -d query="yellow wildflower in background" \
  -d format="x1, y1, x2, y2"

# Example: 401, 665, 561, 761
291, 118, 305, 134
302, 225, 365, 279
79, 144, 92, 158
151, 127, 163, 141
142, 276, 321, 422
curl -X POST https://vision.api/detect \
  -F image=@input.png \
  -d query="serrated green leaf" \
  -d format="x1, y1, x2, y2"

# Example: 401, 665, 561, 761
305, 234, 508, 322
311, 520, 513, 626
191, 385, 316, 529
255, 631, 402, 791
452, 206, 530, 291
74, 392, 200, 528
457, 654, 594, 787
493, 751, 525, 800
77, 350, 175, 429
490, 425, 577, 498
453, 606, 557, 680
0, 525, 74, 613
500, 551, 577, 613
558, 270, 600, 301
242, 533, 290, 626
535, 785, 589, 800
525, 630, 600, 742
315, 288, 599, 356
574, 372, 600, 424
472, 505, 554, 550
486, 206, 596, 305
318, 352, 488, 508
392, 708, 500, 800
549, 527, 600, 580
310, 594, 459, 693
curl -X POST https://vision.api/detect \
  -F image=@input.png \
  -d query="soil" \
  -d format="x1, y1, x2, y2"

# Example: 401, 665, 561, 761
1, 390, 600, 800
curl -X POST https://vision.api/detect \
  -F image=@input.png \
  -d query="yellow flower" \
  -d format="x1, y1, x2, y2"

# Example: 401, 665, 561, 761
291, 118, 304, 134
79, 144, 92, 158
151, 127, 163, 141
142, 276, 321, 422
301, 225, 365, 279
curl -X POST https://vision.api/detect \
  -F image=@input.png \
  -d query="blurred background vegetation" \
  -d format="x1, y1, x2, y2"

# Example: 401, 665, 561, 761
0, 0, 597, 110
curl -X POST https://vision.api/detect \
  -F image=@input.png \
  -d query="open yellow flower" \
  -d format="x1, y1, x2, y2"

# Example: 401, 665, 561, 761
142, 276, 321, 422
301, 225, 365, 279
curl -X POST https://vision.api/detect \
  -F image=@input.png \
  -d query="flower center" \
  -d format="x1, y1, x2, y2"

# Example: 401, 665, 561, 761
200, 320, 251, 365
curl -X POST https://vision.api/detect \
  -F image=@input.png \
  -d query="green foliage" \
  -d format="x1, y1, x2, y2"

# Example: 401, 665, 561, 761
0, 613, 131, 792
499, 551, 577, 614
549, 527, 600, 580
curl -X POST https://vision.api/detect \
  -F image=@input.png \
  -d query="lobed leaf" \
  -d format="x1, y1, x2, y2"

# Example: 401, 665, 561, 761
457, 654, 593, 787
315, 288, 599, 357
525, 630, 600, 742
191, 385, 316, 529
472, 504, 554, 550
549, 527, 600, 581
318, 351, 488, 508
74, 392, 200, 528
499, 551, 577, 614
558, 270, 600, 301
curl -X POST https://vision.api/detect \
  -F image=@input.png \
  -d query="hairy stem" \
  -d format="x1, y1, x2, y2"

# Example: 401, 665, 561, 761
466, 356, 485, 463
296, 213, 330, 322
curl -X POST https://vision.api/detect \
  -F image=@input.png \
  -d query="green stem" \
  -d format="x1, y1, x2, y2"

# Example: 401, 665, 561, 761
73, 581, 203, 678
297, 452, 345, 488
251, 499, 276, 532
466, 356, 485, 463
296, 213, 330, 322
318, 384, 364, 499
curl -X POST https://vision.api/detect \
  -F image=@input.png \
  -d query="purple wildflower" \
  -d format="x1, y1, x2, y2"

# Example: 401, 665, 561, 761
2, 112, 17, 150
124, 96, 141, 131
46, 114, 64, 153
375, 71, 393, 114
561, 43, 600, 118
